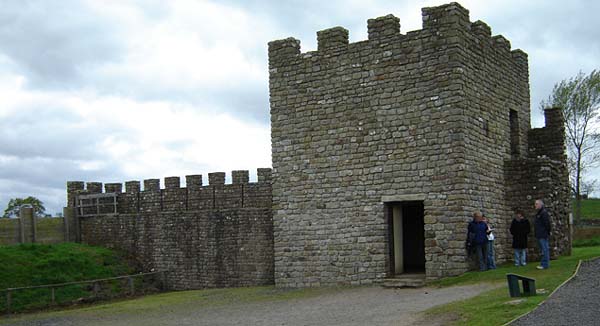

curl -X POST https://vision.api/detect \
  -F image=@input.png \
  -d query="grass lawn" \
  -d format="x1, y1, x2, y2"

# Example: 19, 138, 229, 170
574, 198, 600, 219
0, 243, 132, 312
424, 244, 600, 326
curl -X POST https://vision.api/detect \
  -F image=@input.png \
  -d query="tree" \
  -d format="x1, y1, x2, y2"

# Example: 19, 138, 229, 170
2, 197, 46, 218
541, 70, 600, 223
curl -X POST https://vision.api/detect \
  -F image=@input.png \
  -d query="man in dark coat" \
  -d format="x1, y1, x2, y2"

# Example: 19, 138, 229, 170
534, 199, 551, 269
467, 211, 488, 271
510, 210, 530, 266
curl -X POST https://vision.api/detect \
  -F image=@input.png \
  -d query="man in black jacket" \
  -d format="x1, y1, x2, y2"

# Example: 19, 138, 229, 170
510, 210, 530, 266
534, 199, 551, 269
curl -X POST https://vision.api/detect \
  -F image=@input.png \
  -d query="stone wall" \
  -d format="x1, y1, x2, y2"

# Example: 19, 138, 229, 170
268, 2, 570, 286
68, 169, 274, 290
0, 218, 20, 245
505, 108, 572, 259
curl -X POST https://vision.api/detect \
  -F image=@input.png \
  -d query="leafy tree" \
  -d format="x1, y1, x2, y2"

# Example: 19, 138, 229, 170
541, 70, 600, 223
2, 197, 46, 218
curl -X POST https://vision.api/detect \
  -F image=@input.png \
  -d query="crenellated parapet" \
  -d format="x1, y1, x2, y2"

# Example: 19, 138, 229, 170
267, 2, 528, 94
67, 168, 273, 215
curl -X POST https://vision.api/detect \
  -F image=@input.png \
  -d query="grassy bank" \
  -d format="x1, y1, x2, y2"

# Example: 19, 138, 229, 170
425, 245, 600, 325
574, 198, 600, 219
573, 235, 600, 247
0, 243, 132, 312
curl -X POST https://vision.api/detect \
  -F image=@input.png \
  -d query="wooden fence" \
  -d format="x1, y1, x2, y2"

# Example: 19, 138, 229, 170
1, 271, 168, 315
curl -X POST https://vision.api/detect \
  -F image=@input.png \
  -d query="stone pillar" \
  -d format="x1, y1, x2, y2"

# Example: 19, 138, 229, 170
19, 207, 35, 243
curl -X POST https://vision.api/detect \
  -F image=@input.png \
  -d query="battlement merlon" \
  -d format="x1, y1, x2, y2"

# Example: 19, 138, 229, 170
317, 26, 349, 51
86, 182, 102, 194
105, 183, 123, 193
208, 172, 226, 186
368, 14, 400, 42
186, 175, 203, 189
511, 49, 528, 67
543, 107, 565, 130
232, 170, 250, 184
422, 2, 470, 31
66, 181, 85, 207
164, 176, 181, 189
144, 179, 160, 192
268, 37, 301, 68
125, 181, 141, 193
257, 168, 272, 184
492, 35, 511, 52
471, 20, 491, 37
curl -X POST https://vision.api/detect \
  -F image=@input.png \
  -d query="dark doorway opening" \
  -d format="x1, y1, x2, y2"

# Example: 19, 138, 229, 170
386, 201, 425, 276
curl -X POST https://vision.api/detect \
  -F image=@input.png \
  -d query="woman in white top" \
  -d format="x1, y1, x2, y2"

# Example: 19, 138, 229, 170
483, 215, 497, 270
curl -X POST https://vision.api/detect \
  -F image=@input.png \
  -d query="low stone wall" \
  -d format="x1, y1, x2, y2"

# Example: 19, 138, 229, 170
81, 209, 274, 290
71, 169, 275, 290
0, 218, 21, 245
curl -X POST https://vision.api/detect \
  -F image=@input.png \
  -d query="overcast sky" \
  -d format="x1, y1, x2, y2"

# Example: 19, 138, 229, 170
1, 0, 599, 215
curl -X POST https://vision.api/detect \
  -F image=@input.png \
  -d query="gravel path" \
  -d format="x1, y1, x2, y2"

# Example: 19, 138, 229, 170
511, 257, 600, 326
2, 283, 497, 326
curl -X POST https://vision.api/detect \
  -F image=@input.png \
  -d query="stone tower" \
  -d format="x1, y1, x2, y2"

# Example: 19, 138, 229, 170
268, 2, 570, 287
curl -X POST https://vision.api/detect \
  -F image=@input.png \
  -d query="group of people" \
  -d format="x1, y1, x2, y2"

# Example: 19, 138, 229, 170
466, 199, 552, 271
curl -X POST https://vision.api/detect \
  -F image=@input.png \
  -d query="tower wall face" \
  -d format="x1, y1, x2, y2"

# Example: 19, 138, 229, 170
268, 3, 535, 286
458, 20, 532, 263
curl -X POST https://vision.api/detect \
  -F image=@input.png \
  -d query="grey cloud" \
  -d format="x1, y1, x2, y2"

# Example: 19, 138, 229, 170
0, 0, 125, 88
0, 155, 128, 214
0, 156, 124, 189
0, 106, 127, 160
207, 83, 270, 122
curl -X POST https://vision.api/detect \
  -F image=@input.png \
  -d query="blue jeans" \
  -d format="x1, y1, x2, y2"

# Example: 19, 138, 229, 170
537, 238, 550, 268
486, 240, 496, 269
514, 248, 527, 266
475, 244, 487, 271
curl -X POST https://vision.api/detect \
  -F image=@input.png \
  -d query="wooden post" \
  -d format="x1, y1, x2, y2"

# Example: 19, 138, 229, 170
20, 207, 35, 243
51, 287, 55, 305
93, 282, 99, 298
6, 290, 11, 315
128, 277, 135, 295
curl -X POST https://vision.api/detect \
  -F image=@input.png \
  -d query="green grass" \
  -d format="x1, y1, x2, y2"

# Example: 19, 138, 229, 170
0, 243, 132, 312
573, 198, 600, 219
573, 235, 600, 247
424, 245, 600, 325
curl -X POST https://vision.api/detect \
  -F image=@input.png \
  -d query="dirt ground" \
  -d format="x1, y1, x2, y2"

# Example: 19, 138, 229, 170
2, 283, 497, 326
